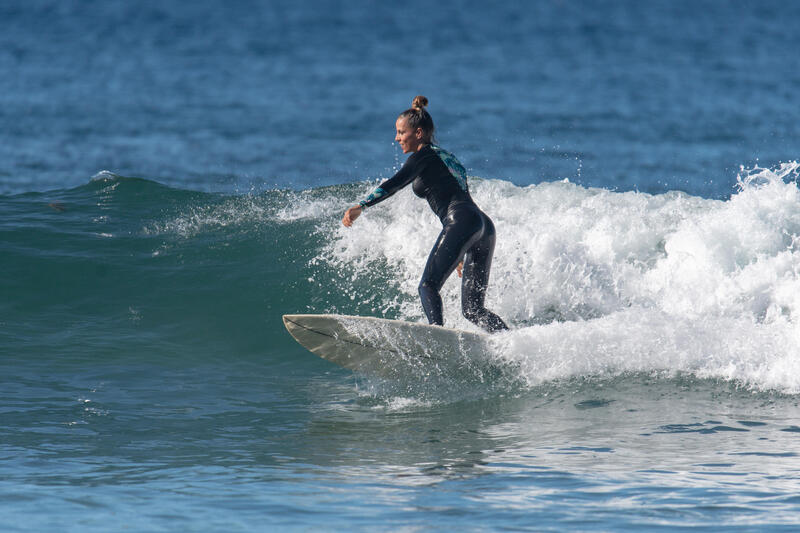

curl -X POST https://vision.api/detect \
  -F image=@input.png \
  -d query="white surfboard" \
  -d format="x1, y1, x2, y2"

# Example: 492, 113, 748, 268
282, 314, 501, 380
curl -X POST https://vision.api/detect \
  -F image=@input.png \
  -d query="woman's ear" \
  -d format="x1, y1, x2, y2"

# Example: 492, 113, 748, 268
415, 128, 424, 140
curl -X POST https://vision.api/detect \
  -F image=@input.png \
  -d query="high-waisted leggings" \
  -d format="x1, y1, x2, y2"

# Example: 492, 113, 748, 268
418, 202, 509, 333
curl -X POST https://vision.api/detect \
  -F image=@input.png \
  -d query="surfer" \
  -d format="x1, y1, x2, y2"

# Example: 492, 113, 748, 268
342, 96, 508, 333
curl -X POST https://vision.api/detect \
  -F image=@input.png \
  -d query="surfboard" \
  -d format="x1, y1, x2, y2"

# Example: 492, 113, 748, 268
282, 314, 501, 380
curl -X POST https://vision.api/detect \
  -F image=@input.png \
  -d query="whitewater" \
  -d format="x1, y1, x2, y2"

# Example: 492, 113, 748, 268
310, 163, 800, 394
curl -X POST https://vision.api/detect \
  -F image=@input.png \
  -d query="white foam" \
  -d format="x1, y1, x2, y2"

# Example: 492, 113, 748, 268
372, 396, 433, 411
321, 163, 800, 392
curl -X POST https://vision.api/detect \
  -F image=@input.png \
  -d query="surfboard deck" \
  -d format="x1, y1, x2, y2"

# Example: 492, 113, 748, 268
282, 314, 499, 380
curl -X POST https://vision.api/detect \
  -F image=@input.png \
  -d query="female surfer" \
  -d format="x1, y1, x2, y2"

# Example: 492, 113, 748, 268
342, 96, 508, 333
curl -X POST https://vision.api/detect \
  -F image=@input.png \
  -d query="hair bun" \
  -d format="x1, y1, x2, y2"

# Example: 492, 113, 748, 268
412, 95, 429, 110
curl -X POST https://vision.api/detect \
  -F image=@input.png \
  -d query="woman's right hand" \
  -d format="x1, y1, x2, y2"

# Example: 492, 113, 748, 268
342, 205, 362, 227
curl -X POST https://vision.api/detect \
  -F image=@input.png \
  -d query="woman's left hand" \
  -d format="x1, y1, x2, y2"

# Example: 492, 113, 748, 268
342, 205, 362, 227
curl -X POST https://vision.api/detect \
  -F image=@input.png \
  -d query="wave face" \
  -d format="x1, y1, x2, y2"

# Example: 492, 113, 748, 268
3, 164, 800, 392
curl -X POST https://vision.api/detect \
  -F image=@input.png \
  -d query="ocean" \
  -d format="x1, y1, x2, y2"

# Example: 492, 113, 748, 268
3, 0, 800, 530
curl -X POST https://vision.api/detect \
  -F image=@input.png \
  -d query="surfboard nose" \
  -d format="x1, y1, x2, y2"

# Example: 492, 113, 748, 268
282, 314, 302, 334
283, 314, 322, 340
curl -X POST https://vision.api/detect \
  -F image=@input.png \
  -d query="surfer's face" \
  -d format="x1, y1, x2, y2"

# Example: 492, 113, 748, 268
395, 117, 424, 153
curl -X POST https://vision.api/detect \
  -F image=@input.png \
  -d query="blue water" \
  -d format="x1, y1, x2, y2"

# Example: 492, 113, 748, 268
3, 1, 800, 531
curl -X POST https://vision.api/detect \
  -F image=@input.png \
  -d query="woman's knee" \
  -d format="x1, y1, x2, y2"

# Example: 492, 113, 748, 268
419, 279, 440, 297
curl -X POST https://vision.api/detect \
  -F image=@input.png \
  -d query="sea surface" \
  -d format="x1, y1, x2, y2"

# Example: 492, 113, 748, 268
3, 0, 800, 531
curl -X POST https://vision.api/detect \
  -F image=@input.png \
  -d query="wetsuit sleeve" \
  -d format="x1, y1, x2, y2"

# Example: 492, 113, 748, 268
359, 153, 420, 208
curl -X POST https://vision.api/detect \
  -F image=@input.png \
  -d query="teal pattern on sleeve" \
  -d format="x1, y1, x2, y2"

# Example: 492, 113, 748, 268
360, 187, 387, 208
430, 144, 468, 192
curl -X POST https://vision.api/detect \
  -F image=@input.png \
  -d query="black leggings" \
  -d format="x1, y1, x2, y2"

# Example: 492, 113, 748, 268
418, 203, 509, 333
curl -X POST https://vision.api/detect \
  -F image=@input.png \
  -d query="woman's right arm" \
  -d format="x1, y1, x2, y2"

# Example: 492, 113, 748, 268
342, 153, 419, 226
342, 205, 362, 226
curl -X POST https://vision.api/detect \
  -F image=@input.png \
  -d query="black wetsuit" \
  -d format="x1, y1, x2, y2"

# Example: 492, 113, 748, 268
360, 144, 508, 333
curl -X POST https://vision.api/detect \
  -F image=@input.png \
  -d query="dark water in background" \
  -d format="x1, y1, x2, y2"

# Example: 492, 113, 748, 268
3, 1, 800, 531
2, 0, 799, 196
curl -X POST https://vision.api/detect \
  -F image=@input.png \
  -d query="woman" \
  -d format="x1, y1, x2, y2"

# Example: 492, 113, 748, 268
342, 96, 508, 333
